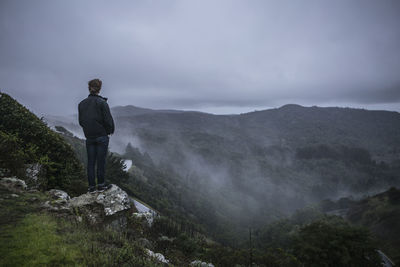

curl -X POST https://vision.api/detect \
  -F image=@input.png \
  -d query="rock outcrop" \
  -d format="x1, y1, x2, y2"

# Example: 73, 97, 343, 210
0, 178, 140, 230
70, 184, 131, 216
42, 189, 71, 212
146, 249, 170, 264
69, 184, 131, 226
48, 189, 70, 201
42, 184, 133, 228
0, 177, 27, 192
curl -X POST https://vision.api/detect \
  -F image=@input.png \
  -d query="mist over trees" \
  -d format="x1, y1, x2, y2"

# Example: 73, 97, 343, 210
44, 103, 400, 244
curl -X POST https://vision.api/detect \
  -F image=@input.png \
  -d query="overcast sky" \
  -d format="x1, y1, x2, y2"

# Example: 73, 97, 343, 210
1, 0, 399, 116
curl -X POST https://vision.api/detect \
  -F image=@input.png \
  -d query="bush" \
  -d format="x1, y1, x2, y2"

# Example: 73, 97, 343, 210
0, 131, 27, 176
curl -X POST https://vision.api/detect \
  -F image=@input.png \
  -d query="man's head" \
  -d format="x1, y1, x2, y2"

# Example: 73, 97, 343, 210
88, 78, 102, 94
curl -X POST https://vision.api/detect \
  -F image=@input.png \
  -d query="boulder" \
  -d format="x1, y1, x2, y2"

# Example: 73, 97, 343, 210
69, 184, 131, 226
95, 185, 131, 216
47, 189, 70, 201
42, 189, 71, 212
70, 184, 130, 215
40, 184, 132, 228
0, 177, 27, 192
146, 249, 169, 264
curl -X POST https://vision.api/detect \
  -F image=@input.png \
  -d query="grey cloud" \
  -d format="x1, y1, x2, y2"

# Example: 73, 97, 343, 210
1, 0, 400, 115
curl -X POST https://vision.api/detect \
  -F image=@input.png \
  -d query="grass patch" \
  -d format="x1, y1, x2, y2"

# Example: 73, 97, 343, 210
0, 213, 82, 266
0, 210, 165, 266
0, 188, 164, 266
0, 188, 46, 225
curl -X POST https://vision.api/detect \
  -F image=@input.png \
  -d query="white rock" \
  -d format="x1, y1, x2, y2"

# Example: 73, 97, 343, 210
41, 189, 71, 211
190, 260, 215, 267
146, 249, 169, 264
69, 184, 130, 216
0, 177, 27, 192
95, 184, 131, 216
47, 189, 70, 200
25, 163, 42, 183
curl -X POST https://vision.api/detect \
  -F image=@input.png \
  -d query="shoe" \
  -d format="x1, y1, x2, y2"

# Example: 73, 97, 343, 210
97, 184, 112, 192
88, 186, 97, 194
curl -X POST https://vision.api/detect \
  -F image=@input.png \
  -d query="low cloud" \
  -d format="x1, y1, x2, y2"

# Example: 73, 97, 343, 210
1, 0, 400, 115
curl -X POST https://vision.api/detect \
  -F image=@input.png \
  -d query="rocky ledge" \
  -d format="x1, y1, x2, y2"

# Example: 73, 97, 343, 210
44, 184, 133, 227
1, 177, 134, 228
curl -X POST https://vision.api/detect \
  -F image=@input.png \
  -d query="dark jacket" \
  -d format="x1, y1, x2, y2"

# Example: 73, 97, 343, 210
78, 93, 115, 139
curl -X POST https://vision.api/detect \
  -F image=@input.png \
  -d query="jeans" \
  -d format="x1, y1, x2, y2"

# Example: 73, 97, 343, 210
86, 135, 109, 188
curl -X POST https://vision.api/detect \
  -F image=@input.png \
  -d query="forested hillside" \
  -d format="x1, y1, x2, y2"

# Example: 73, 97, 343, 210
45, 102, 400, 239
2, 92, 397, 266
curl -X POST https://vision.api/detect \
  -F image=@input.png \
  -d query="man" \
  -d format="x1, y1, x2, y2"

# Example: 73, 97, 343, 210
78, 78, 115, 194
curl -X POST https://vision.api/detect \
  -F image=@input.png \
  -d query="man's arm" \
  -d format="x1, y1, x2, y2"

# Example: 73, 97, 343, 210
78, 103, 83, 127
102, 101, 115, 135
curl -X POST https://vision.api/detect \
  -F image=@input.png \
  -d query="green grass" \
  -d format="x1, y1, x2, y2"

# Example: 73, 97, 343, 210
0, 213, 81, 266
0, 188, 164, 267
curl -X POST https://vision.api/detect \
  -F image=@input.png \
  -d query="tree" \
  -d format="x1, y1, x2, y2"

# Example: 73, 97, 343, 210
293, 220, 381, 267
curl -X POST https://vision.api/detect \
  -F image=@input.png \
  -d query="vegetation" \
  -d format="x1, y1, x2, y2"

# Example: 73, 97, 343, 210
0, 92, 86, 195
48, 98, 400, 251
252, 208, 383, 267
121, 114, 400, 241
0, 187, 163, 266
346, 187, 400, 264
56, 128, 393, 266
292, 220, 381, 267
1, 93, 397, 266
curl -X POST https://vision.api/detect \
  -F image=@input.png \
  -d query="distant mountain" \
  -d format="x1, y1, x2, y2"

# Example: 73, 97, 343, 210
108, 103, 400, 159
112, 104, 189, 117
45, 103, 400, 232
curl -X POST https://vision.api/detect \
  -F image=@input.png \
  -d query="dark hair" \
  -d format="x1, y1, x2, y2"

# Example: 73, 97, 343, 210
88, 78, 102, 94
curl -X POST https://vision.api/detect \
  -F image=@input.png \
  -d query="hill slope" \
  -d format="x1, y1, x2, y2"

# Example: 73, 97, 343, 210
45, 103, 400, 224
1, 92, 397, 266
0, 92, 86, 195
